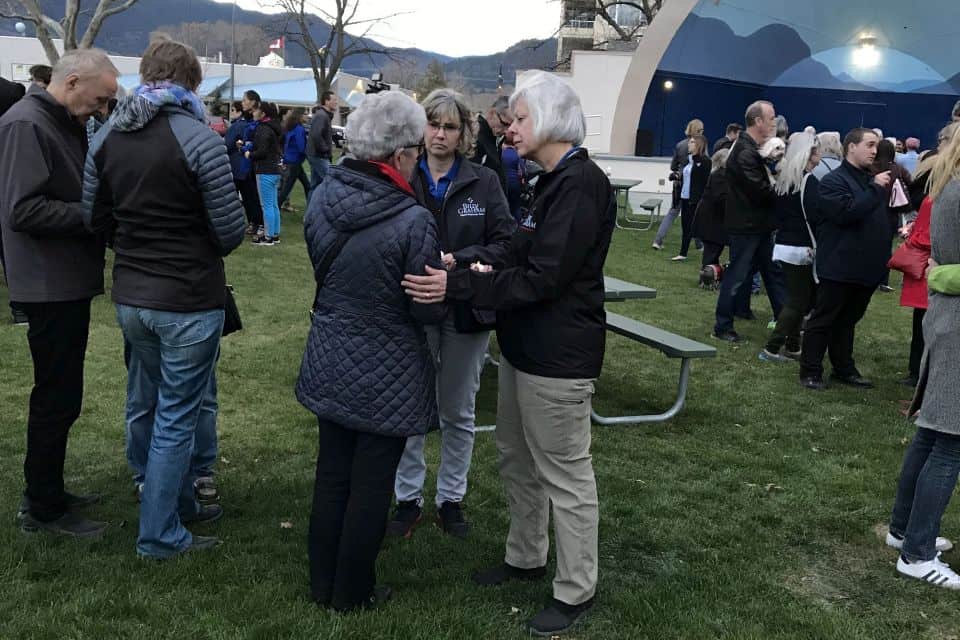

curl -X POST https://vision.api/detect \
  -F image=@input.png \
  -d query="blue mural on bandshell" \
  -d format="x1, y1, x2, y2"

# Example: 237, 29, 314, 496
636, 3, 960, 156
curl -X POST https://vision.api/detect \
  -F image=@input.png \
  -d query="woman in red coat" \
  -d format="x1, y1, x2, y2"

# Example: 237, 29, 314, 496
898, 196, 932, 387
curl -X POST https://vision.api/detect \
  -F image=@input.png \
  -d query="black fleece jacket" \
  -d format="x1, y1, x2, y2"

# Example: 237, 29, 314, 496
250, 117, 282, 175
446, 148, 615, 378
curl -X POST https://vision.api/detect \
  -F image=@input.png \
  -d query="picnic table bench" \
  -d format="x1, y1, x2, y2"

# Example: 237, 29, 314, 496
615, 196, 664, 232
591, 311, 716, 425
478, 275, 714, 428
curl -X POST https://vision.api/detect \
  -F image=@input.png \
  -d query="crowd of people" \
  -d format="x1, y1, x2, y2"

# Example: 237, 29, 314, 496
2, 32, 960, 639
663, 99, 960, 589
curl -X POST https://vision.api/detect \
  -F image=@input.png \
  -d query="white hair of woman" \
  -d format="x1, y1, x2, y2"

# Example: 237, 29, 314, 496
344, 91, 426, 161
817, 131, 842, 158
710, 148, 730, 172
776, 131, 819, 196
509, 71, 585, 147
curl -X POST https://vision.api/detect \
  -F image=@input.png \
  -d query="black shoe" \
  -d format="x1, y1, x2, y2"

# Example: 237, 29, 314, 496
19, 510, 107, 538
528, 597, 595, 637
386, 500, 422, 539
800, 376, 828, 391
11, 308, 28, 325
437, 501, 469, 538
333, 585, 392, 612
830, 372, 874, 388
711, 330, 743, 343
471, 562, 547, 586
182, 503, 223, 524
898, 375, 919, 388
878, 284, 895, 293
17, 491, 101, 520
185, 535, 220, 553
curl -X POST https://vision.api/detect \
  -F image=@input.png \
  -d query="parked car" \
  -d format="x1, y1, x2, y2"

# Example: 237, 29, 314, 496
332, 124, 345, 148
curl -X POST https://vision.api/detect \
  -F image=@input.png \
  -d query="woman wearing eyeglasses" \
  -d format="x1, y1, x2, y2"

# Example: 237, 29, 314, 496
387, 88, 515, 541
295, 91, 446, 611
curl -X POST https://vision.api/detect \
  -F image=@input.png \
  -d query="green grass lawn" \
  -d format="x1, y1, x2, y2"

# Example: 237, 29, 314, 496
0, 194, 956, 639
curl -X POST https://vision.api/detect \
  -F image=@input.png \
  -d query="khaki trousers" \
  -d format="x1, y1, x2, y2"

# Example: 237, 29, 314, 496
496, 357, 599, 605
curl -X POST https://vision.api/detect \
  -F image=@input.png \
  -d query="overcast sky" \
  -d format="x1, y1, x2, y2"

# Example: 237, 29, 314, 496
211, 0, 560, 58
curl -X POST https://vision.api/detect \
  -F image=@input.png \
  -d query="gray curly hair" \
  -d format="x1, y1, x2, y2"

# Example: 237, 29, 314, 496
344, 91, 426, 161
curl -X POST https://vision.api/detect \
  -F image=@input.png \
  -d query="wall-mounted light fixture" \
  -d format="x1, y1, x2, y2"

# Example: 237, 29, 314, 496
852, 33, 880, 69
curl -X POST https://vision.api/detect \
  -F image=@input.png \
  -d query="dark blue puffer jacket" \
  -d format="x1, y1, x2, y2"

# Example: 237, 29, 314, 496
296, 160, 446, 437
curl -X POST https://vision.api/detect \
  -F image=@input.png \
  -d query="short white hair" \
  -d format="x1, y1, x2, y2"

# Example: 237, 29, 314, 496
344, 91, 426, 161
509, 72, 585, 146
51, 48, 119, 83
817, 131, 842, 158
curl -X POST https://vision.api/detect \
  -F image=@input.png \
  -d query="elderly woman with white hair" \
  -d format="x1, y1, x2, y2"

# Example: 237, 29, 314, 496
295, 90, 446, 611
812, 131, 842, 179
403, 71, 614, 636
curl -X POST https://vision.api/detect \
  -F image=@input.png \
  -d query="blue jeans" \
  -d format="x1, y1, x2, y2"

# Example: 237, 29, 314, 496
308, 156, 330, 188
124, 341, 218, 483
257, 174, 281, 238
714, 232, 786, 335
890, 427, 960, 562
116, 304, 224, 559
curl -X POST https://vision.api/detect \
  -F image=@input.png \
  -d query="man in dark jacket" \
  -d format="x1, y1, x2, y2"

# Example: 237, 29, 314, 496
471, 96, 509, 195
799, 128, 891, 390
713, 123, 741, 154
306, 90, 337, 192
224, 101, 261, 232
712, 100, 786, 342
0, 49, 119, 537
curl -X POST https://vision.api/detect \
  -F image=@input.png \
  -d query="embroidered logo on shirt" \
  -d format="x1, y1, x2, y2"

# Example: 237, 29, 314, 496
458, 197, 486, 217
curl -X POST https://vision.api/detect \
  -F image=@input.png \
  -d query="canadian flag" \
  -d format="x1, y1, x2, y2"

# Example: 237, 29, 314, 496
268, 37, 285, 51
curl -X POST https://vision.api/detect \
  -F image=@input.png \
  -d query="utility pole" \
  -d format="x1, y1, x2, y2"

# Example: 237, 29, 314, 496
229, 0, 237, 102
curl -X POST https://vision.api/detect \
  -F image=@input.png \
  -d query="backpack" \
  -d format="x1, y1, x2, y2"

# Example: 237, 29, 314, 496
699, 263, 725, 290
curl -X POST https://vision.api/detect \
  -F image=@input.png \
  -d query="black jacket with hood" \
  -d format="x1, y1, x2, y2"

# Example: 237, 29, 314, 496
250, 117, 282, 175
83, 91, 245, 312
446, 148, 615, 379
413, 156, 516, 332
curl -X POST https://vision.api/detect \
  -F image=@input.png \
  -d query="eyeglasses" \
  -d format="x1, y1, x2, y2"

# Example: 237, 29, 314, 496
427, 121, 461, 133
497, 114, 513, 129
403, 142, 426, 155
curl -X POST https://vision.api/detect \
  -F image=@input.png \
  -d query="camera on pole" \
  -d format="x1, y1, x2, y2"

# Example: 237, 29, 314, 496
366, 72, 391, 94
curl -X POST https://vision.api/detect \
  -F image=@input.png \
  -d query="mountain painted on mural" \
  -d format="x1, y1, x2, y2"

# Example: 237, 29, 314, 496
659, 13, 959, 95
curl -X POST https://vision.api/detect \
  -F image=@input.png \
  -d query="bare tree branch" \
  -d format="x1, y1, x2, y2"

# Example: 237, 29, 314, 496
80, 0, 139, 49
272, 0, 401, 102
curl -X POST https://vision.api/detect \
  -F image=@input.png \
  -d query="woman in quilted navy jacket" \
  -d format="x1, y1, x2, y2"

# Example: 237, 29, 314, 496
295, 91, 445, 611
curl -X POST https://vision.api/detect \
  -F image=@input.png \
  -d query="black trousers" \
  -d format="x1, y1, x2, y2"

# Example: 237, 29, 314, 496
909, 307, 927, 379
765, 262, 817, 354
701, 241, 724, 267
236, 177, 263, 227
308, 418, 406, 610
21, 299, 91, 521
799, 279, 874, 380
279, 163, 310, 207
679, 199, 695, 257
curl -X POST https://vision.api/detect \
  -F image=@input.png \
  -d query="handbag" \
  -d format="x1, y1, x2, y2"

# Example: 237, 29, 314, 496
887, 240, 928, 280
222, 285, 242, 337
890, 178, 909, 208
798, 173, 819, 283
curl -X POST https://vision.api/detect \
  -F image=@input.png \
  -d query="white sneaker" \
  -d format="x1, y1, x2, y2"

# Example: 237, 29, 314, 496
897, 555, 960, 589
651, 242, 663, 250
886, 531, 953, 552
671, 255, 687, 261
